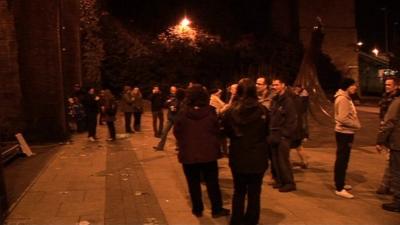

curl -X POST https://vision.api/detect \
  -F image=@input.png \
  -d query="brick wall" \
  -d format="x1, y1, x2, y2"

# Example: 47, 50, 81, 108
0, 0, 24, 140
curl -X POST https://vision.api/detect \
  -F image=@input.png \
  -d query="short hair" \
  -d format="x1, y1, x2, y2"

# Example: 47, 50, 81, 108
271, 76, 287, 85
340, 78, 356, 91
385, 76, 399, 85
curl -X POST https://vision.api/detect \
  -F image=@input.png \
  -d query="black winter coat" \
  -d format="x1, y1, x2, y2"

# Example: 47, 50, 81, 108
222, 98, 269, 173
173, 105, 221, 164
268, 91, 297, 144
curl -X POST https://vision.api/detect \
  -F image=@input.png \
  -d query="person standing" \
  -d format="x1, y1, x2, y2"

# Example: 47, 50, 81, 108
290, 85, 310, 169
83, 88, 100, 142
153, 86, 183, 151
120, 86, 134, 133
101, 90, 118, 141
173, 84, 230, 218
376, 93, 400, 212
333, 78, 361, 198
150, 85, 164, 138
268, 77, 297, 192
256, 76, 272, 110
376, 77, 400, 194
222, 78, 269, 225
131, 87, 144, 132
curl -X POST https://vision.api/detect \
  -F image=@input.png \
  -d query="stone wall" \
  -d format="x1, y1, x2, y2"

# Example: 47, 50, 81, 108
0, 0, 24, 140
298, 0, 359, 82
12, 0, 68, 141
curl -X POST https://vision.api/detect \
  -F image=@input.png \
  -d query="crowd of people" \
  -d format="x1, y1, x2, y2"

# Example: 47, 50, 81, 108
65, 75, 400, 224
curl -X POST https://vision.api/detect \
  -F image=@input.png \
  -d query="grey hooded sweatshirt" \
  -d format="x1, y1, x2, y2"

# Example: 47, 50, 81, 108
334, 89, 361, 134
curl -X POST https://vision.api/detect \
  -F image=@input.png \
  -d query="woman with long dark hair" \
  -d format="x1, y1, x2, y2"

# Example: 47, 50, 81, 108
222, 78, 269, 225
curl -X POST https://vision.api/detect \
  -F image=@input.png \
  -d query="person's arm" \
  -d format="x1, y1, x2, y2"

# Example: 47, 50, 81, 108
377, 99, 400, 147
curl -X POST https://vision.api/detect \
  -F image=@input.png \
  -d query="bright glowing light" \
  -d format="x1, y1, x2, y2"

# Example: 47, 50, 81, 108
372, 48, 379, 56
180, 18, 191, 27
357, 41, 363, 46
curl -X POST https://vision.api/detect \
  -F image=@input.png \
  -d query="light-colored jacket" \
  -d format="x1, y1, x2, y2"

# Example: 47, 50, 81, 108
334, 89, 361, 134
377, 97, 400, 151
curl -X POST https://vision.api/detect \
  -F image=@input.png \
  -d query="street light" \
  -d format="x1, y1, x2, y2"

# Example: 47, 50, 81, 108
372, 48, 379, 56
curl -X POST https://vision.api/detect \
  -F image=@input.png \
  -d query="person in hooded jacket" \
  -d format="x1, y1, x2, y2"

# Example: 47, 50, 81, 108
222, 78, 269, 225
173, 84, 230, 219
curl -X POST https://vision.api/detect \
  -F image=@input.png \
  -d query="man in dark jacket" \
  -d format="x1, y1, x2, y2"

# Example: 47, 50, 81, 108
268, 77, 297, 192
173, 84, 230, 218
149, 86, 164, 137
154, 86, 183, 151
377, 77, 400, 194
377, 95, 400, 213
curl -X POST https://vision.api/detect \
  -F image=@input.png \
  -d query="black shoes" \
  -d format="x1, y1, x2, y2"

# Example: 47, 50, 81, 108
279, 184, 297, 192
192, 211, 203, 217
382, 202, 400, 212
212, 208, 230, 218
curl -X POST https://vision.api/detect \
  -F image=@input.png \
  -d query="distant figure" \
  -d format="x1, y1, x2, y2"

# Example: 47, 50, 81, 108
333, 78, 361, 199
153, 86, 184, 151
131, 87, 144, 132
290, 85, 310, 169
376, 90, 400, 212
83, 88, 100, 142
120, 86, 134, 133
376, 77, 400, 195
101, 90, 118, 141
174, 84, 230, 218
150, 85, 164, 138
222, 78, 269, 225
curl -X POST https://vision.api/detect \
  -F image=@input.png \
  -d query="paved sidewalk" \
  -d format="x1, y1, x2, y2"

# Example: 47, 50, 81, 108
4, 110, 400, 225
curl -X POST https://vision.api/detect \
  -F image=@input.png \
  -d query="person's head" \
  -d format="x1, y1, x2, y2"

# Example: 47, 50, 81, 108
340, 78, 357, 95
123, 85, 131, 93
230, 84, 238, 96
73, 83, 81, 91
271, 77, 287, 95
170, 86, 177, 95
103, 89, 114, 99
293, 85, 303, 95
132, 87, 141, 95
68, 97, 74, 104
256, 76, 268, 94
88, 88, 95, 95
384, 77, 399, 93
186, 84, 209, 107
99, 89, 105, 97
152, 86, 160, 93
237, 78, 258, 100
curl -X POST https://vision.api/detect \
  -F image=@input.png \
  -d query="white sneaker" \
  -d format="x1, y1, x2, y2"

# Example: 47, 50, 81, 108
344, 184, 352, 190
88, 137, 96, 142
335, 189, 354, 199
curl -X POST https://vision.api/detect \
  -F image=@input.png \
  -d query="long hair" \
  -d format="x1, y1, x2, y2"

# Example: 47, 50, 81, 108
236, 78, 258, 101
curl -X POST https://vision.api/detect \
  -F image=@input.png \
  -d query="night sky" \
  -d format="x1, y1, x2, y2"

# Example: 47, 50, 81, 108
105, 0, 400, 53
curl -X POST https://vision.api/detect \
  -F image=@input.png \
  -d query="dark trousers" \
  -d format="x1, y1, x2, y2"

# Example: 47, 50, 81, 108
133, 112, 142, 131
152, 111, 164, 136
156, 120, 174, 150
87, 113, 97, 138
270, 140, 294, 186
124, 112, 133, 132
182, 161, 223, 214
230, 171, 265, 225
334, 132, 354, 191
106, 121, 116, 139
390, 150, 400, 204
